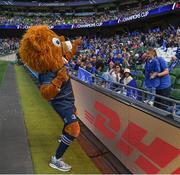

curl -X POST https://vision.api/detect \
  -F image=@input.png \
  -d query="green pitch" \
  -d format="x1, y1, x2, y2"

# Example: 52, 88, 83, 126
15, 66, 100, 174
0, 61, 8, 86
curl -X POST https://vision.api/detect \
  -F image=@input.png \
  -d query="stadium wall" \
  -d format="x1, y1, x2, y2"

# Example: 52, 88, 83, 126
0, 53, 16, 61
71, 78, 180, 174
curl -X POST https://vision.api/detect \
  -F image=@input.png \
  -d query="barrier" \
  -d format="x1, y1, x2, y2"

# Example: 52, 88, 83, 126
23, 65, 180, 173
71, 78, 180, 174
0, 53, 16, 62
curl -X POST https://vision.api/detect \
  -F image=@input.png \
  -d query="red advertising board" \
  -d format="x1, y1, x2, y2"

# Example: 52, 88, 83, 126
71, 79, 180, 174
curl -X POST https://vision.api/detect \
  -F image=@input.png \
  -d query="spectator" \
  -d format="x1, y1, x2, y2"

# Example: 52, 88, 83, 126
109, 63, 123, 83
169, 56, 180, 72
123, 68, 138, 99
102, 61, 114, 81
154, 50, 172, 110
144, 48, 160, 106
0, 0, 174, 27
0, 38, 19, 56
95, 60, 104, 77
113, 54, 124, 64
74, 58, 82, 71
86, 61, 96, 74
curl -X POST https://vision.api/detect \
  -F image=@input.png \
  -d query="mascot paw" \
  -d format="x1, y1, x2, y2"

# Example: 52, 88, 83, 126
73, 37, 82, 46
57, 68, 69, 82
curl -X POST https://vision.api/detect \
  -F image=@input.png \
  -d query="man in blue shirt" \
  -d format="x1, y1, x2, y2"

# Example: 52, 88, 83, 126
154, 51, 171, 110
144, 49, 161, 106
113, 54, 124, 64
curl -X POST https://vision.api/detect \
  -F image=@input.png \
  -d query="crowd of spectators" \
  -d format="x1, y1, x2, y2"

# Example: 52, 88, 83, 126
1, 24, 179, 112
69, 25, 180, 110
0, 0, 178, 26
71, 25, 179, 75
0, 38, 19, 56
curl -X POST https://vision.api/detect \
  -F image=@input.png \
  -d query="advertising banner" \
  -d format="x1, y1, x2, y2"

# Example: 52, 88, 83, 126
71, 79, 180, 174
0, 3, 179, 30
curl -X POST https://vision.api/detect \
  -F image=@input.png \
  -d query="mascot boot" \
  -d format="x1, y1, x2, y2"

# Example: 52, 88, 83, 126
19, 25, 82, 172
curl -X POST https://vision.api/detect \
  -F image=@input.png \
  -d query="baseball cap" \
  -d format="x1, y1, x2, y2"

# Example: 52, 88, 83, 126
124, 68, 131, 74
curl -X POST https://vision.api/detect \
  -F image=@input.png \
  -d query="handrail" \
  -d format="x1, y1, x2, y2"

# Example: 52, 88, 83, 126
94, 74, 180, 104
23, 65, 180, 123
69, 69, 180, 123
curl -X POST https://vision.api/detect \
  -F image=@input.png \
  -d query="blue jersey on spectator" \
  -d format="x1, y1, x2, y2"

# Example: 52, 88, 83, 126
113, 57, 124, 64
86, 66, 96, 74
156, 57, 171, 90
127, 79, 138, 99
144, 59, 160, 88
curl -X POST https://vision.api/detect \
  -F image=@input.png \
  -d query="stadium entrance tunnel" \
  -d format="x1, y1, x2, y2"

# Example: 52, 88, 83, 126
70, 76, 180, 174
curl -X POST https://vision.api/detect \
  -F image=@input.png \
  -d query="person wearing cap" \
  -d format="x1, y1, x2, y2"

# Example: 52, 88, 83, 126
123, 68, 138, 99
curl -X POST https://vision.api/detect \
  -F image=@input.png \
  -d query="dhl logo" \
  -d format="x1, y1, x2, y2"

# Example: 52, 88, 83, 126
84, 101, 180, 174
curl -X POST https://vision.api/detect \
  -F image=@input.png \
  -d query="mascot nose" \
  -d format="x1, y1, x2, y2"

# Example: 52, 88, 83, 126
61, 41, 73, 64
64, 41, 72, 51
62, 41, 72, 54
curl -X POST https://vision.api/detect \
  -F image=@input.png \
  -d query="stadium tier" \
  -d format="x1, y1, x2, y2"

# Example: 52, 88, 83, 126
0, 0, 180, 174
0, 0, 179, 29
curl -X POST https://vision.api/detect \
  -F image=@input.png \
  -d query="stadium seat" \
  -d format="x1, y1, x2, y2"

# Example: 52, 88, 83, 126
170, 69, 180, 78
175, 78, 180, 89
168, 62, 171, 66
175, 64, 180, 69
136, 70, 143, 75
136, 65, 144, 71
136, 74, 145, 81
170, 89, 180, 100
170, 75, 176, 88
136, 80, 142, 89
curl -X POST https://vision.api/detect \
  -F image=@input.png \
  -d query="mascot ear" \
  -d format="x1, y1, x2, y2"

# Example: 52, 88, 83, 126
28, 34, 42, 52
59, 36, 65, 42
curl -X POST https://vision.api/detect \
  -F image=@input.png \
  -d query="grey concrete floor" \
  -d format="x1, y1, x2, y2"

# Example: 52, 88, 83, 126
0, 64, 33, 173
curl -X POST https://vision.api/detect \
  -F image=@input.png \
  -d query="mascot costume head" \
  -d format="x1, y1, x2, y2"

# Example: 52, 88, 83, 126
19, 25, 82, 172
20, 25, 80, 73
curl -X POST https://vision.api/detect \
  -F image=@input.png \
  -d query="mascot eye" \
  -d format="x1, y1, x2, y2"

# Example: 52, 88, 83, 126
52, 38, 61, 47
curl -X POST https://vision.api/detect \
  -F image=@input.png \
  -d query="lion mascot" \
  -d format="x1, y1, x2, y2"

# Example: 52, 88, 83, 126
19, 25, 82, 172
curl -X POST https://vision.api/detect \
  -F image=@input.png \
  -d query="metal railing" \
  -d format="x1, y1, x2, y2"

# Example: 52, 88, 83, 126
68, 69, 180, 123
24, 65, 180, 123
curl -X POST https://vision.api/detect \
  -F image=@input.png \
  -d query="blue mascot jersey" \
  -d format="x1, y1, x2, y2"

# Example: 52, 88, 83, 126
38, 72, 77, 125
